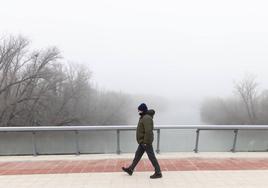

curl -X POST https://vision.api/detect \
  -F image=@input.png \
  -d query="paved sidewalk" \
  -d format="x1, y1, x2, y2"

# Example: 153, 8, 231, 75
0, 171, 268, 188
0, 152, 268, 187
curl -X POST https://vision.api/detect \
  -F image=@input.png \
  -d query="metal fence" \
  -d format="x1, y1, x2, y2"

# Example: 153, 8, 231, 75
0, 125, 268, 156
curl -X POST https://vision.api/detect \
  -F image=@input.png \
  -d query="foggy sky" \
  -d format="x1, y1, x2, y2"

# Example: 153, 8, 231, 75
1, 0, 268, 100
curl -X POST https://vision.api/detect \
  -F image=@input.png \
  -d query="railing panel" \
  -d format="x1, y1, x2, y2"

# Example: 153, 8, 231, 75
0, 125, 267, 155
236, 130, 268, 151
197, 130, 234, 152
34, 131, 76, 155
78, 131, 117, 154
0, 132, 33, 155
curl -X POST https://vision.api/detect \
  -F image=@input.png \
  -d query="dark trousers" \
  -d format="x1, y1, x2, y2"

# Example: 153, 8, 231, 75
129, 144, 161, 174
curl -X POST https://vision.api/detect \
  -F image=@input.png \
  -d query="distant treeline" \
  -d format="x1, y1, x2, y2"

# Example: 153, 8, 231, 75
201, 75, 268, 125
0, 35, 139, 126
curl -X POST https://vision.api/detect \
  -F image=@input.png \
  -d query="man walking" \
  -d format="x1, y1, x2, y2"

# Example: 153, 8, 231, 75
122, 103, 162, 179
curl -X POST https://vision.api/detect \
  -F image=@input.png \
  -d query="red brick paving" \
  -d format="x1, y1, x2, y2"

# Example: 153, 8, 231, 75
0, 158, 268, 176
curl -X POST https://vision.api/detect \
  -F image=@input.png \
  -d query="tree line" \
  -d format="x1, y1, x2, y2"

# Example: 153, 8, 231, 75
201, 75, 268, 125
0, 35, 135, 126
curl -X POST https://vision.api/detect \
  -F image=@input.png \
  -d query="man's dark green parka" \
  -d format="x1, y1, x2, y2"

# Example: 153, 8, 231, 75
136, 110, 155, 145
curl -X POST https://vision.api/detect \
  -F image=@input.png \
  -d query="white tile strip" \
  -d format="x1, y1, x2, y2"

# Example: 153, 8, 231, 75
0, 170, 268, 188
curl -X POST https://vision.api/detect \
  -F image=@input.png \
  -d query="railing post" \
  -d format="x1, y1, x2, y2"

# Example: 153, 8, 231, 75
156, 129, 160, 154
74, 131, 80, 155
116, 130, 121, 154
231, 129, 238, 153
194, 129, 200, 153
31, 131, 37, 156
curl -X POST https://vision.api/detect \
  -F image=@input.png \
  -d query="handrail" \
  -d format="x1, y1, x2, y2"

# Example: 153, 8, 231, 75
0, 125, 268, 132
0, 125, 268, 156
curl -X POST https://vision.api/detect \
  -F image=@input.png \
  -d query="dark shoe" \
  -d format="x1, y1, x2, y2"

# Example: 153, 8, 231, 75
122, 167, 133, 176
150, 172, 162, 179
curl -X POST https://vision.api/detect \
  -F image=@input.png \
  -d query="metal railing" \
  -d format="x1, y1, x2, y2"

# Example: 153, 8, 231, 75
0, 125, 268, 156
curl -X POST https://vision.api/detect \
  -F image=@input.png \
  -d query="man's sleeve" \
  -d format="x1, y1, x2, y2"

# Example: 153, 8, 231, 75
143, 116, 154, 144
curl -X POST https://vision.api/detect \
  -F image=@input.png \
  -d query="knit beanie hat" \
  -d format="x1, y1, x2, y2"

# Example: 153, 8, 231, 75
138, 103, 148, 113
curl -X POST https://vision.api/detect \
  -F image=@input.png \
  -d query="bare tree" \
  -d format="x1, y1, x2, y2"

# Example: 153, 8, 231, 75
0, 35, 134, 127
235, 75, 258, 124
0, 36, 63, 126
200, 75, 265, 125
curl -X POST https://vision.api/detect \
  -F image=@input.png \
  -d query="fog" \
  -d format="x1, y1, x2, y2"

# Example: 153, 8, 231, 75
1, 0, 268, 124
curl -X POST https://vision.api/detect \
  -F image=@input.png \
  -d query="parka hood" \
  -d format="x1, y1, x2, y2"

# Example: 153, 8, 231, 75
146, 109, 155, 118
